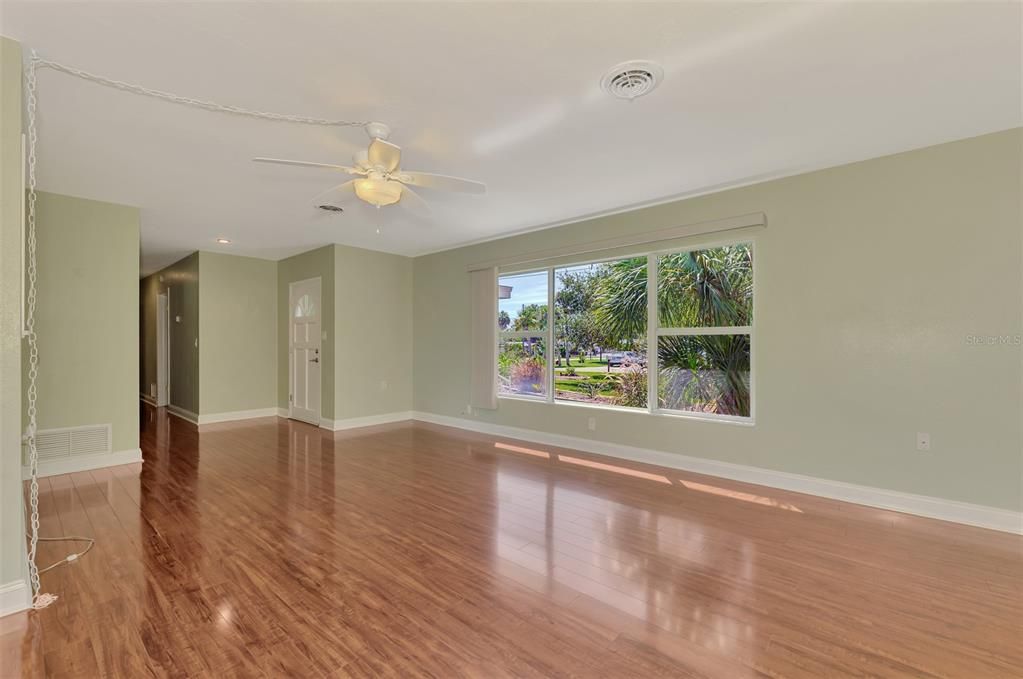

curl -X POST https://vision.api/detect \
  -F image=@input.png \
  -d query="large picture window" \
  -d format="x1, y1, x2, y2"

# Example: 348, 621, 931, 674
497, 242, 754, 421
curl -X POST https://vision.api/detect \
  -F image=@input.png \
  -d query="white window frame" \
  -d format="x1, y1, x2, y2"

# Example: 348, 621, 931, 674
497, 239, 755, 424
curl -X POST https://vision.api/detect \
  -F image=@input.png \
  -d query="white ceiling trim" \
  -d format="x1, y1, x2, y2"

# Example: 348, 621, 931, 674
429, 124, 1019, 261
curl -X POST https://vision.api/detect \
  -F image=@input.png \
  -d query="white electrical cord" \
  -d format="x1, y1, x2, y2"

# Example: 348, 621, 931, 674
26, 535, 95, 574
34, 55, 369, 128
21, 50, 369, 610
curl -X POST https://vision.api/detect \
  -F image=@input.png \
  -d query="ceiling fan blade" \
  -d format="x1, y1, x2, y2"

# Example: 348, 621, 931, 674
253, 157, 360, 173
396, 171, 486, 194
310, 180, 358, 207
368, 139, 401, 173
398, 185, 431, 218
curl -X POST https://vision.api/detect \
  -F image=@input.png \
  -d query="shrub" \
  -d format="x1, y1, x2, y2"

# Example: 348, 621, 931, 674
510, 359, 544, 394
613, 366, 647, 408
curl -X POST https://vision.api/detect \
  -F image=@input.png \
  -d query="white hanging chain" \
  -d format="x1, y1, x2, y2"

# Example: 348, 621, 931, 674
33, 55, 369, 127
23, 52, 55, 611
21, 51, 368, 611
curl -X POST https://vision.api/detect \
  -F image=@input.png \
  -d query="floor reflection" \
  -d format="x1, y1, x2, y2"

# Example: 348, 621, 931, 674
486, 436, 796, 658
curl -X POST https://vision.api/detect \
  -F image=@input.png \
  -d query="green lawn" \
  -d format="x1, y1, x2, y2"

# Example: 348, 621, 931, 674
554, 356, 613, 375
553, 373, 619, 398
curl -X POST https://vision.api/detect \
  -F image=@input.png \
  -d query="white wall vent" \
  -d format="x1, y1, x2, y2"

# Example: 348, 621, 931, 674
33, 424, 111, 461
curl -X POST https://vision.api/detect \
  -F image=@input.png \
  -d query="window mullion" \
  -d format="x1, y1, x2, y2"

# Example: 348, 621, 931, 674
646, 254, 657, 414
547, 267, 555, 403
657, 325, 752, 337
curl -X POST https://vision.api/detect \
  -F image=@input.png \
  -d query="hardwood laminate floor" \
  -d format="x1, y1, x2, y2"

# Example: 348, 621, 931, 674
3, 404, 1021, 677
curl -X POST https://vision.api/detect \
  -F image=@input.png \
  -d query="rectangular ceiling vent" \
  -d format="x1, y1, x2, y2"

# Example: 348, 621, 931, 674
34, 424, 111, 460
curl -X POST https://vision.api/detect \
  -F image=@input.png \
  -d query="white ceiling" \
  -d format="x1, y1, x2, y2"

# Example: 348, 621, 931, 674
2, 1, 1020, 275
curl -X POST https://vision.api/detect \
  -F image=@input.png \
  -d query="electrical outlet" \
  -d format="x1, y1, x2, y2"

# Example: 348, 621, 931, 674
379, 380, 388, 391
587, 417, 596, 432
462, 404, 473, 416
916, 432, 930, 451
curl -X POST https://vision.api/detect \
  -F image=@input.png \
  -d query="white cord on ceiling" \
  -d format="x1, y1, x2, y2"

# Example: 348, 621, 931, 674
21, 49, 370, 611
33, 54, 369, 127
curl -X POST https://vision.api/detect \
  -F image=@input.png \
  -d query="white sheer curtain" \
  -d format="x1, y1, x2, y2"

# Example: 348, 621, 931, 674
469, 267, 498, 410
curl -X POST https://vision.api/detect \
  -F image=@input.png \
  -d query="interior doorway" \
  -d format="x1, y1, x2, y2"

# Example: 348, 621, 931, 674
156, 291, 170, 406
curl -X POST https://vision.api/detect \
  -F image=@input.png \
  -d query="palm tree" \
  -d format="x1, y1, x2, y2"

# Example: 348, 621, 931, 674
512, 303, 547, 331
591, 245, 752, 416
592, 257, 648, 343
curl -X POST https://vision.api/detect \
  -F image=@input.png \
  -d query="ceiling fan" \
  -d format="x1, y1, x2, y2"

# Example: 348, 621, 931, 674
253, 122, 486, 215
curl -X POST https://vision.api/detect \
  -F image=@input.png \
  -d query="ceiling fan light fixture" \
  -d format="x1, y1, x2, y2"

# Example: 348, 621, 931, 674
255, 123, 485, 213
354, 177, 402, 207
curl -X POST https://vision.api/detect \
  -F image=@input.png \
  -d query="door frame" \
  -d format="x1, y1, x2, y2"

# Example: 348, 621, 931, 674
288, 277, 323, 424
156, 291, 170, 406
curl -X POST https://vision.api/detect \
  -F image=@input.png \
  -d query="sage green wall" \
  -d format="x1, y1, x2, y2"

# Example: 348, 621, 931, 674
28, 191, 140, 453
413, 129, 1023, 512
198, 252, 277, 415
278, 245, 334, 419
140, 253, 199, 415
0, 35, 27, 595
334, 245, 413, 419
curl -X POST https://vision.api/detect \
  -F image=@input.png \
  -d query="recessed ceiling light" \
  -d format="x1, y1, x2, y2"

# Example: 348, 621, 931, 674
216, 238, 231, 244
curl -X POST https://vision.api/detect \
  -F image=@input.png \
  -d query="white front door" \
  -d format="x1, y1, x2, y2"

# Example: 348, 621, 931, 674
289, 278, 322, 425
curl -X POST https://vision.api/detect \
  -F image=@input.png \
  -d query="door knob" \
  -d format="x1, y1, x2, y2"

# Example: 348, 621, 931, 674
310, 357, 319, 363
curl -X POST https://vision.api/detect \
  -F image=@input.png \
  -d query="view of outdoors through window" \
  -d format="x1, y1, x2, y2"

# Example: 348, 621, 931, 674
657, 244, 752, 417
554, 258, 647, 408
498, 271, 548, 398
497, 243, 753, 418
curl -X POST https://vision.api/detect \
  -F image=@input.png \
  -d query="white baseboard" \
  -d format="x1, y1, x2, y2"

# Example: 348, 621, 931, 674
320, 411, 414, 432
166, 405, 198, 424
22, 448, 143, 480
411, 411, 1023, 535
0, 580, 31, 618
276, 407, 289, 418
198, 407, 279, 425
139, 392, 157, 406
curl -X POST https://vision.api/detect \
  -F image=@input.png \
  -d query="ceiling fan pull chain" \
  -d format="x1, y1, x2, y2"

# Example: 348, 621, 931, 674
29, 53, 369, 128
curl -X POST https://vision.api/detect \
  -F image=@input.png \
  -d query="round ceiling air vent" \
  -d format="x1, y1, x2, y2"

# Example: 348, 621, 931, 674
600, 60, 663, 101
